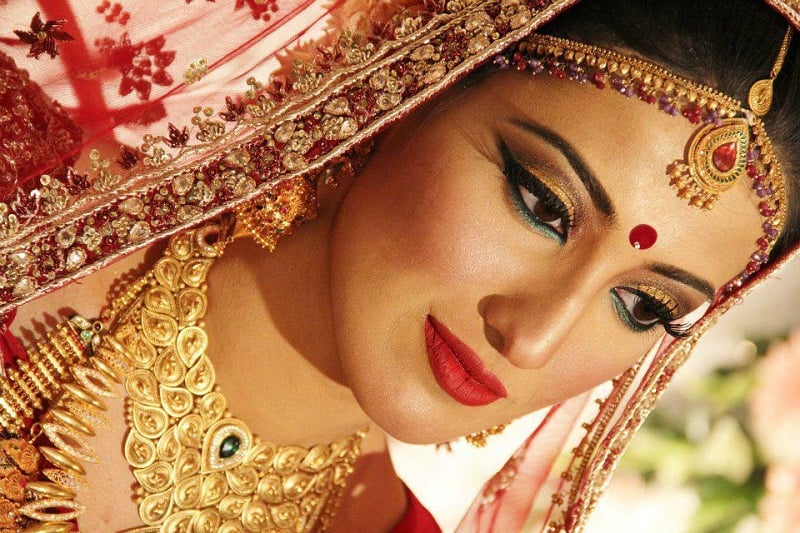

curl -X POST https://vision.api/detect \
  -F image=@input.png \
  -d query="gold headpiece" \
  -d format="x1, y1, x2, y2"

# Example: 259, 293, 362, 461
498, 29, 792, 292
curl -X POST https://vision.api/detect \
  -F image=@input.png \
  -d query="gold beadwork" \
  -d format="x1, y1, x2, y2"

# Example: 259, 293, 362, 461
25, 481, 76, 499
0, 325, 92, 432
631, 285, 679, 316
38, 446, 86, 476
465, 424, 507, 448
0, 307, 126, 532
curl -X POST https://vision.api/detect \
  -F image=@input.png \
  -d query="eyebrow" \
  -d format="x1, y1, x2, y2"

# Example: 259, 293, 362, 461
511, 119, 616, 222
648, 262, 716, 301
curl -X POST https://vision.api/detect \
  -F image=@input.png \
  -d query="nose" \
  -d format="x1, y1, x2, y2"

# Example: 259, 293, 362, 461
480, 275, 599, 370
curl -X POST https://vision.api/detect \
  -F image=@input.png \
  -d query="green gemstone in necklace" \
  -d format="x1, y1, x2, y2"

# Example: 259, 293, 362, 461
219, 435, 241, 459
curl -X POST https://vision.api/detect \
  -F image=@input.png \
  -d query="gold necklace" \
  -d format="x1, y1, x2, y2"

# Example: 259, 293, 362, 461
0, 219, 365, 532
96, 222, 366, 532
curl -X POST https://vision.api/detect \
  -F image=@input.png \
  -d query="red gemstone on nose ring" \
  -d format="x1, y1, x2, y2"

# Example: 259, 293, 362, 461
629, 224, 657, 250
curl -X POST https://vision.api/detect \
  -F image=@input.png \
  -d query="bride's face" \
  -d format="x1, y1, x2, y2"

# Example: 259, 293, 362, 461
327, 70, 762, 444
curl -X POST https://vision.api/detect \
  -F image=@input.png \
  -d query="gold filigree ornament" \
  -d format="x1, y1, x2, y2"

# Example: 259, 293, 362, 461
234, 174, 320, 252
667, 119, 750, 209
669, 27, 793, 210
101, 223, 367, 532
749, 26, 794, 117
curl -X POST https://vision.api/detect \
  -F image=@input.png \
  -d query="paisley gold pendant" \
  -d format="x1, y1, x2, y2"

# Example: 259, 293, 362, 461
668, 118, 750, 210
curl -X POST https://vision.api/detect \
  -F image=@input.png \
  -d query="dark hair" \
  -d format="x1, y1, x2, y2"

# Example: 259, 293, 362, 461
543, 0, 800, 259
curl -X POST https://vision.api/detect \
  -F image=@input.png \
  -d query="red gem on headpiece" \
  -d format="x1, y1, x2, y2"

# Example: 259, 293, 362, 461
629, 224, 657, 250
712, 141, 738, 173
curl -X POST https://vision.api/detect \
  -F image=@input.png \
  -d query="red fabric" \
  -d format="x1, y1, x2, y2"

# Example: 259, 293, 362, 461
392, 484, 442, 533
0, 309, 27, 366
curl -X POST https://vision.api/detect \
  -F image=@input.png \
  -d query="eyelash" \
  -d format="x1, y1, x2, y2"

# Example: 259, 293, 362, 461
500, 144, 573, 244
610, 287, 693, 338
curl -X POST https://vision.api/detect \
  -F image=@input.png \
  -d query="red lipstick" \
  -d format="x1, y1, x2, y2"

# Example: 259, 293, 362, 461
424, 315, 507, 406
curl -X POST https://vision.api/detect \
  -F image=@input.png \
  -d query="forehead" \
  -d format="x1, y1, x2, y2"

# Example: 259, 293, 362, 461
460, 70, 763, 288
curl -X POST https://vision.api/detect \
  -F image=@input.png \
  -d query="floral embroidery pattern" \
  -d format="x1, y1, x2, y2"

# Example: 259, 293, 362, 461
14, 12, 74, 60
236, 0, 280, 22
96, 1, 131, 25
95, 33, 175, 100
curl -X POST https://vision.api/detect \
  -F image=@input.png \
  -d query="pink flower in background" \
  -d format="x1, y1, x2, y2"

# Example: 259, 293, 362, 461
750, 328, 800, 532
758, 464, 800, 533
749, 329, 800, 465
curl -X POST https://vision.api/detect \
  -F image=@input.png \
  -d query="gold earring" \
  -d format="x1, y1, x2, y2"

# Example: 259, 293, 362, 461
234, 141, 375, 250
465, 424, 507, 448
234, 174, 319, 251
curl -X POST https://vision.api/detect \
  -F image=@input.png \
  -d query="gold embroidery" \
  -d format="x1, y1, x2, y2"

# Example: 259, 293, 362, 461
184, 58, 208, 85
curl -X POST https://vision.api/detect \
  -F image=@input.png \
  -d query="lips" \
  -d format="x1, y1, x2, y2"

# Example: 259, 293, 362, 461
424, 315, 507, 406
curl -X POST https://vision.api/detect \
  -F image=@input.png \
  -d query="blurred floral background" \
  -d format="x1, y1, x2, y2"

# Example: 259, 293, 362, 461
586, 259, 800, 533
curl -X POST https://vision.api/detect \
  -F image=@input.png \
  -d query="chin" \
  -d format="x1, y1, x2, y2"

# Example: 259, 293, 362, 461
346, 367, 480, 445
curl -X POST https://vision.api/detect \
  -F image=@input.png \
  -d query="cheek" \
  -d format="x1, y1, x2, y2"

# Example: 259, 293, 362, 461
344, 142, 513, 290
515, 312, 662, 410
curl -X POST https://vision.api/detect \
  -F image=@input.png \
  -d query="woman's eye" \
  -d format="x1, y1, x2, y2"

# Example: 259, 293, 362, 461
610, 287, 691, 337
501, 143, 572, 243
517, 184, 566, 232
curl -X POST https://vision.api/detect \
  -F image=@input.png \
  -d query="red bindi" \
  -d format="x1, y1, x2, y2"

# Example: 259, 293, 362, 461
629, 224, 657, 250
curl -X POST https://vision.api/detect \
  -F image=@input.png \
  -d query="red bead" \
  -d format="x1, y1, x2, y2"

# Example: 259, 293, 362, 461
513, 52, 526, 70
636, 87, 656, 104
746, 261, 760, 275
746, 164, 757, 178
712, 141, 738, 172
681, 105, 702, 124
592, 71, 606, 89
629, 224, 658, 250
757, 237, 769, 250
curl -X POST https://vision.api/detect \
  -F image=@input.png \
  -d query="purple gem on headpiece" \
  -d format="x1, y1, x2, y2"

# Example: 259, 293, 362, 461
707, 109, 722, 126
747, 148, 760, 163
493, 55, 510, 69
527, 58, 543, 73
763, 221, 779, 238
615, 85, 634, 98
567, 66, 584, 82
